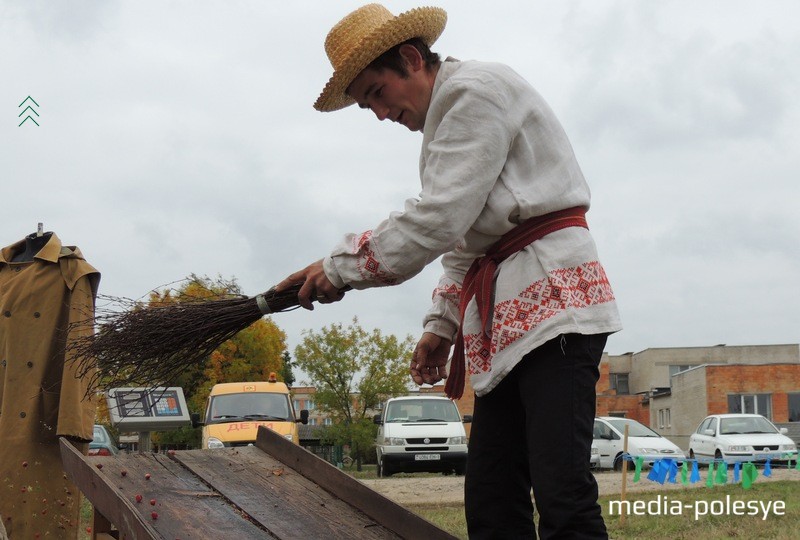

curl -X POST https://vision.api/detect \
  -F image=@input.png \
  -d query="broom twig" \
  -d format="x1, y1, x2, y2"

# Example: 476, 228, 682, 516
68, 282, 314, 392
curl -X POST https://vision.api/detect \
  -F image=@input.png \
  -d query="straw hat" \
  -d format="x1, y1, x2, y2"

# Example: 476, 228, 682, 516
314, 4, 447, 112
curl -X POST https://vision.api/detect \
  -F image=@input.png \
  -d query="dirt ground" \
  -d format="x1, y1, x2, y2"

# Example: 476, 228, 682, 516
360, 468, 800, 506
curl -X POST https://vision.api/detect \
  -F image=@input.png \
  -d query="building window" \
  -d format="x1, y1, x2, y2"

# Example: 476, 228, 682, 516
728, 393, 772, 419
658, 408, 672, 429
789, 393, 800, 422
669, 365, 692, 386
307, 400, 315, 410
323, 417, 332, 426
609, 374, 630, 395
293, 399, 301, 410
309, 418, 317, 426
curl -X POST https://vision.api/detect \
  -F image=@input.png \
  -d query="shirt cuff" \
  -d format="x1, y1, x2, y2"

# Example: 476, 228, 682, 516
423, 318, 459, 343
322, 256, 347, 289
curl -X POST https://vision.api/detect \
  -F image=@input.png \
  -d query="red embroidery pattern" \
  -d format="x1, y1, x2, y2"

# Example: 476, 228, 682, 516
432, 283, 461, 307
465, 261, 615, 375
352, 230, 399, 285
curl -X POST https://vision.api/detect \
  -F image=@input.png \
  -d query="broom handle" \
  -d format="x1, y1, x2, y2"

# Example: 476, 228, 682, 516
255, 284, 353, 314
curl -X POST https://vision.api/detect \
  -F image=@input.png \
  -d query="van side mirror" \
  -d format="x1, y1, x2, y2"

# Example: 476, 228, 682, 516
373, 414, 383, 425
462, 415, 472, 424
780, 427, 788, 435
191, 413, 203, 428
297, 409, 309, 425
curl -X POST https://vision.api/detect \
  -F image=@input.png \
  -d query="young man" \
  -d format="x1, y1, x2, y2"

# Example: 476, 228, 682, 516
277, 4, 622, 538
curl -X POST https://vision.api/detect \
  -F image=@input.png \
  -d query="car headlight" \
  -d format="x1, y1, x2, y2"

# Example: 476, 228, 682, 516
385, 437, 405, 446
780, 444, 796, 452
447, 436, 467, 445
639, 448, 659, 454
727, 445, 748, 452
207, 437, 225, 449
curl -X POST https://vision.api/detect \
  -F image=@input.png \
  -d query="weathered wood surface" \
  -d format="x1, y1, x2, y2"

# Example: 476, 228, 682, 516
60, 429, 457, 540
255, 426, 457, 540
60, 439, 268, 539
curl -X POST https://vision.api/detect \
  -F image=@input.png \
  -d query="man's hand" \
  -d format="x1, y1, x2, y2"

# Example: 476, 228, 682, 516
275, 259, 346, 310
411, 332, 452, 386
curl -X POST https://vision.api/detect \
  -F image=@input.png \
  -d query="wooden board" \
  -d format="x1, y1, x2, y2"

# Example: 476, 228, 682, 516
254, 426, 456, 540
60, 430, 457, 540
60, 440, 268, 539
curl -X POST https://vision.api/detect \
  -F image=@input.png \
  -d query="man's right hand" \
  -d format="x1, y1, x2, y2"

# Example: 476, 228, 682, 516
411, 332, 452, 386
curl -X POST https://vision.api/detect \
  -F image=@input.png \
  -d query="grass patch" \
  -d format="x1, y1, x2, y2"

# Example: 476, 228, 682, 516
406, 482, 800, 540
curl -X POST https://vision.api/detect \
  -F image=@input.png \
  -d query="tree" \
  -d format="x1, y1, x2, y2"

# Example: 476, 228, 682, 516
293, 318, 413, 469
143, 275, 287, 449
279, 350, 296, 387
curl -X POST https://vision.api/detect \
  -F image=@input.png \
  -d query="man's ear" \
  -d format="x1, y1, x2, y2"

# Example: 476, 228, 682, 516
398, 43, 425, 72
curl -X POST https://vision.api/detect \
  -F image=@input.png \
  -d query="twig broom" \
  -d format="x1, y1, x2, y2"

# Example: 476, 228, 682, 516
69, 283, 323, 391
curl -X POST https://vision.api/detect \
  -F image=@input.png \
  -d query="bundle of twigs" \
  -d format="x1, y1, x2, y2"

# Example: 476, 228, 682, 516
70, 283, 312, 391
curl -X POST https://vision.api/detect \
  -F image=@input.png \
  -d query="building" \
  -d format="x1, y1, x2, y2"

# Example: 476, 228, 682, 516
596, 344, 800, 448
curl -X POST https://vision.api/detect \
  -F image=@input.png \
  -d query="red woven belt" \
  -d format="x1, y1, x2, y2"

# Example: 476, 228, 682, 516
444, 206, 589, 399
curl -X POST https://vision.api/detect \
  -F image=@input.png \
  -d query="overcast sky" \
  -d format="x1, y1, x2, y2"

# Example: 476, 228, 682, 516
2, 1, 798, 378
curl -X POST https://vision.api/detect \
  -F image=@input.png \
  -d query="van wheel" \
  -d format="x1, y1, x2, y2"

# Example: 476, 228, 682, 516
613, 453, 624, 471
379, 458, 392, 477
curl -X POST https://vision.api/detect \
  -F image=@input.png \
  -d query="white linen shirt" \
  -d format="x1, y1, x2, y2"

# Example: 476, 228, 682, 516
323, 58, 622, 396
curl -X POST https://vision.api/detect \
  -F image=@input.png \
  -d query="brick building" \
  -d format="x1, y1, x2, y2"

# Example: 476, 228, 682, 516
596, 344, 800, 449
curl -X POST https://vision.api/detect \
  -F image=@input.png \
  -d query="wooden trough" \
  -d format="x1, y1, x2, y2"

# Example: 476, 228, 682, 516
60, 426, 457, 539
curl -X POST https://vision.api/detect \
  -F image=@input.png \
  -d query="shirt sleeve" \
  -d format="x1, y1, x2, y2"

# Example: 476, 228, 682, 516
324, 74, 516, 296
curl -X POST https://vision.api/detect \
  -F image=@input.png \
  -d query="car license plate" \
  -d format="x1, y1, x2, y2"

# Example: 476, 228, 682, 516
415, 454, 440, 461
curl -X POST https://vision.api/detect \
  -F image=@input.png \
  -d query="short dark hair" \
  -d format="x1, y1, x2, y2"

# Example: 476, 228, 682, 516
366, 38, 441, 78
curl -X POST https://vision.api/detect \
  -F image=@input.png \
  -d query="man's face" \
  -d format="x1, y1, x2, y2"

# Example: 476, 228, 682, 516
348, 64, 433, 132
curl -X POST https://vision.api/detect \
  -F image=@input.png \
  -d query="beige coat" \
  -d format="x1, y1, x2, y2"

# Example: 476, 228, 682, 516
0, 233, 99, 539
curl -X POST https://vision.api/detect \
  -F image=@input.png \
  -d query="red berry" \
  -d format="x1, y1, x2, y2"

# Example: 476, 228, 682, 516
96, 463, 103, 470
145, 473, 151, 480
151, 511, 158, 520
121, 470, 128, 477
86, 527, 92, 533
21, 487, 27, 493
135, 494, 143, 503
150, 499, 156, 506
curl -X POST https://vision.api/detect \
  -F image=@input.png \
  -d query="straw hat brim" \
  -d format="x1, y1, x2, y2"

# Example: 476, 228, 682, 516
314, 7, 447, 112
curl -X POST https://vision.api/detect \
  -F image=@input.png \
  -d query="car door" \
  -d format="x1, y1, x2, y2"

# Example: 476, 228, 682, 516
692, 417, 715, 457
593, 420, 621, 468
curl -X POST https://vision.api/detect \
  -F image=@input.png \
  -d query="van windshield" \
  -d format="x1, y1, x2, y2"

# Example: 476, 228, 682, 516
207, 392, 292, 424
385, 399, 461, 423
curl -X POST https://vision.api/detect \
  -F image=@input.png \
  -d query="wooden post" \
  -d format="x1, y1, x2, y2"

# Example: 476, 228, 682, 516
619, 424, 630, 526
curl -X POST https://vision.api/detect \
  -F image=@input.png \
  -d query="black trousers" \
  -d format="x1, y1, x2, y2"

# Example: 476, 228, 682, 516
464, 333, 608, 539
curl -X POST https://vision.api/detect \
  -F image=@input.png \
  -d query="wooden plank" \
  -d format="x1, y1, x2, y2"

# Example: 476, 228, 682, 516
255, 427, 458, 540
175, 447, 399, 539
59, 439, 270, 539
60, 439, 158, 540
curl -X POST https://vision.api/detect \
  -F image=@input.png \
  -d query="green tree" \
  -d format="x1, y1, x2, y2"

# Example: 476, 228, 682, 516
280, 350, 296, 387
146, 275, 287, 449
294, 318, 413, 469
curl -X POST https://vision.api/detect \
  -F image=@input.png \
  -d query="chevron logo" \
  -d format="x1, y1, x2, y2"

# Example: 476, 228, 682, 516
18, 96, 40, 127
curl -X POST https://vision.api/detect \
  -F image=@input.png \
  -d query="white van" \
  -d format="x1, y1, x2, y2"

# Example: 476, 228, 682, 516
373, 395, 471, 477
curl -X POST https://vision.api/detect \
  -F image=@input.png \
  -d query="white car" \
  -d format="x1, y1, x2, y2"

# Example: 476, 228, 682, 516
593, 417, 684, 470
590, 445, 600, 469
688, 414, 798, 464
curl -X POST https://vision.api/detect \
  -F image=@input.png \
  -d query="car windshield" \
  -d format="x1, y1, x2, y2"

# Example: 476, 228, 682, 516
385, 399, 461, 423
606, 418, 661, 437
208, 393, 291, 423
92, 426, 108, 444
720, 416, 777, 435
